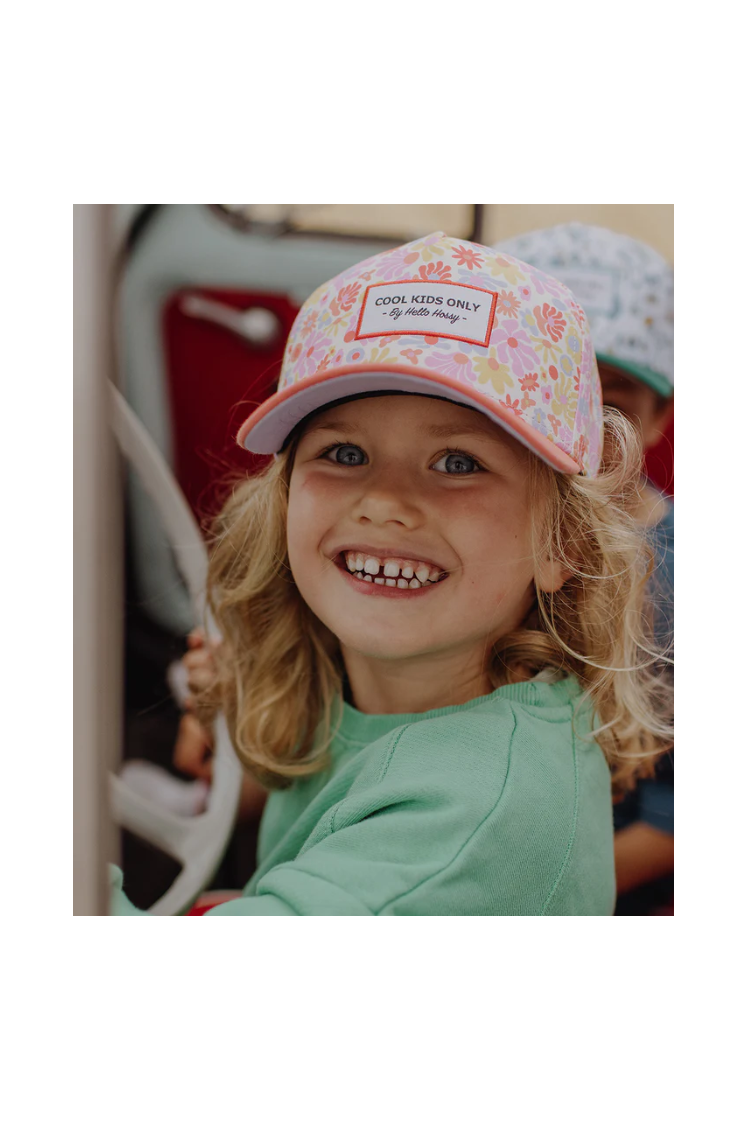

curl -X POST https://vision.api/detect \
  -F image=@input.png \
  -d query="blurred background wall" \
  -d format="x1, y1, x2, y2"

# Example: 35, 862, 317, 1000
114, 204, 673, 260
268, 204, 674, 261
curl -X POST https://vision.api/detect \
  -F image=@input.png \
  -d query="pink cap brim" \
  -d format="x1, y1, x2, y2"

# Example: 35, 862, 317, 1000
237, 364, 581, 474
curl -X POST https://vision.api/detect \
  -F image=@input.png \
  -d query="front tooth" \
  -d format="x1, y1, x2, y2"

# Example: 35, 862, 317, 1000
354, 571, 364, 579
397, 578, 409, 589
355, 554, 365, 570
383, 561, 400, 578
363, 574, 373, 582
374, 577, 385, 585
385, 578, 396, 587
364, 557, 381, 575
409, 578, 421, 589
415, 565, 430, 583
401, 564, 414, 579
346, 554, 356, 572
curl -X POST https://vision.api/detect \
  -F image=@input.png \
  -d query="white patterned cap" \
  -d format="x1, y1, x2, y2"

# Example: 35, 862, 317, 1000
238, 232, 604, 475
495, 223, 673, 397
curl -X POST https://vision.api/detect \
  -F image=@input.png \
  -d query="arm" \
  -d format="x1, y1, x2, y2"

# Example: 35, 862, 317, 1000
173, 632, 268, 822
614, 822, 674, 895
615, 753, 674, 896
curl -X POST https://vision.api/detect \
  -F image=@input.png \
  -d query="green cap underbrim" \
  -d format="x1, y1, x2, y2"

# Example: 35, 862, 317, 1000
596, 353, 673, 399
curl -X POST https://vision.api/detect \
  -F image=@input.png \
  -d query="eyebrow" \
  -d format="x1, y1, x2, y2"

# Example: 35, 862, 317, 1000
425, 422, 499, 441
307, 419, 498, 442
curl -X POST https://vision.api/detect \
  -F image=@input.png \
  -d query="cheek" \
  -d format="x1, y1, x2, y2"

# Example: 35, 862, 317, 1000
454, 491, 533, 563
286, 479, 315, 570
286, 473, 341, 569
453, 513, 536, 619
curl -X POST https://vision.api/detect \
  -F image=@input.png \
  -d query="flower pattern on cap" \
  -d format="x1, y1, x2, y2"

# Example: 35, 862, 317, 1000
241, 233, 604, 474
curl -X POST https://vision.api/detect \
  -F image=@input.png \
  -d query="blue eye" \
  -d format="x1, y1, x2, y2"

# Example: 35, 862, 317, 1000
325, 443, 368, 466
432, 451, 481, 475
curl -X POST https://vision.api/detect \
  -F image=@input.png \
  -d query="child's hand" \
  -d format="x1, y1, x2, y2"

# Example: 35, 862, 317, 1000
174, 629, 268, 823
173, 712, 214, 781
183, 628, 221, 708
173, 630, 222, 781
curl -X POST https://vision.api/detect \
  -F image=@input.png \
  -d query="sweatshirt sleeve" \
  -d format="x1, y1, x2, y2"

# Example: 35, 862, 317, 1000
109, 865, 151, 916
107, 715, 506, 917
207, 714, 513, 916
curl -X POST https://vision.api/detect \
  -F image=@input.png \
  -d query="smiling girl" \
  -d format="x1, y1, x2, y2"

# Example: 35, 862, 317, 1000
113, 233, 672, 916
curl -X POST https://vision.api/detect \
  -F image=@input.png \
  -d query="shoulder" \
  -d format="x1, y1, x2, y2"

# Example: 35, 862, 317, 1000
365, 678, 613, 915
363, 676, 592, 804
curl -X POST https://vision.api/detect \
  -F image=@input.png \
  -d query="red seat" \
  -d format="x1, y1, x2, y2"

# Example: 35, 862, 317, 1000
161, 287, 299, 524
644, 410, 674, 498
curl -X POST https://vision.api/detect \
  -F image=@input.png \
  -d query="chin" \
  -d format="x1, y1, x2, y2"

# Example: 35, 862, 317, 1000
343, 640, 427, 662
329, 623, 426, 662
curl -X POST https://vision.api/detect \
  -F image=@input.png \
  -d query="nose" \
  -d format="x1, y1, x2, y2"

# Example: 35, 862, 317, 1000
352, 464, 424, 529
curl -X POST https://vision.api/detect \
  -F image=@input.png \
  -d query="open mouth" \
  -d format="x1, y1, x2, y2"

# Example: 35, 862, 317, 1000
333, 550, 449, 591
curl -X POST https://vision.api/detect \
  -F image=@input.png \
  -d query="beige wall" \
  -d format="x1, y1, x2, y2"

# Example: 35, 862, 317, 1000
291, 204, 474, 241
286, 203, 673, 262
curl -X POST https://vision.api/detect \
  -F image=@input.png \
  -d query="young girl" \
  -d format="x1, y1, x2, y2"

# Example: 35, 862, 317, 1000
112, 232, 672, 916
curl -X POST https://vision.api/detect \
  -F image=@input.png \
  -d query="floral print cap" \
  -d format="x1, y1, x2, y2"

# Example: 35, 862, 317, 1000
237, 232, 604, 475
495, 222, 673, 398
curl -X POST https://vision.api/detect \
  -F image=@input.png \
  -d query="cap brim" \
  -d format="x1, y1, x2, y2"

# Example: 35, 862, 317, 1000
237, 364, 582, 474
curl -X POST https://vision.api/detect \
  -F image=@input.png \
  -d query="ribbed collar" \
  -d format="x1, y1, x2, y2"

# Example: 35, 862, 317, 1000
336, 674, 581, 746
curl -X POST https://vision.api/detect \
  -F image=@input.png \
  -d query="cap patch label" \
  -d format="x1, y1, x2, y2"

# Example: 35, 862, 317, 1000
355, 280, 497, 346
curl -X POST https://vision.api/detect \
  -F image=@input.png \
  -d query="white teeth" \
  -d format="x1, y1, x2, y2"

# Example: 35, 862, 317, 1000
344, 551, 446, 584
363, 574, 373, 582
374, 577, 385, 585
354, 571, 363, 580
397, 578, 409, 589
409, 578, 421, 589
385, 578, 396, 587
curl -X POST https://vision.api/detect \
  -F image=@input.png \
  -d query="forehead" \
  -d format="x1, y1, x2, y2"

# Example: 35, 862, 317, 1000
302, 393, 528, 457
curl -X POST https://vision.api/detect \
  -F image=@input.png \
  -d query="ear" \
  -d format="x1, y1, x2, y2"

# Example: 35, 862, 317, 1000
535, 554, 570, 594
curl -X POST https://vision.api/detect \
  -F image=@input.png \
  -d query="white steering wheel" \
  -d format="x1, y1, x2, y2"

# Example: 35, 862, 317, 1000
109, 386, 243, 915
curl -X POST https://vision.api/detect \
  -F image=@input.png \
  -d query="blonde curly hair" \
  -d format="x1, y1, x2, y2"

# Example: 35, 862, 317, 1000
199, 407, 672, 797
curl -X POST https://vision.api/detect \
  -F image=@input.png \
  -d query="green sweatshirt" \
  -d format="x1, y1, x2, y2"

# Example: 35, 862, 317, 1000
112, 674, 616, 916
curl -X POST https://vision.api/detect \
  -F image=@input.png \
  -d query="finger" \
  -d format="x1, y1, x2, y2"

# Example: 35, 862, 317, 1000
187, 629, 205, 649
